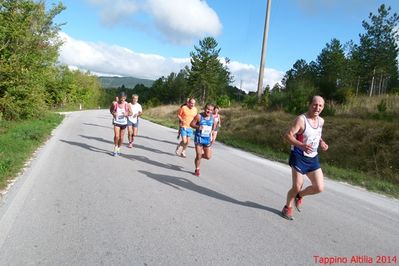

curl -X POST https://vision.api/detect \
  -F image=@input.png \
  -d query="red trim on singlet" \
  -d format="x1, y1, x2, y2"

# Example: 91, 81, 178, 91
296, 133, 304, 143
113, 102, 129, 113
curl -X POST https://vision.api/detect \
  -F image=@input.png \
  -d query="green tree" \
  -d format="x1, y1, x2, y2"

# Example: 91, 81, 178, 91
187, 37, 232, 104
316, 38, 348, 101
0, 0, 65, 119
174, 69, 189, 104
355, 4, 399, 95
279, 59, 317, 113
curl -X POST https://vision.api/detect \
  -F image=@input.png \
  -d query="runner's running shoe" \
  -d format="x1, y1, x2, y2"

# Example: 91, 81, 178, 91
295, 194, 303, 212
281, 206, 294, 220
181, 151, 187, 158
128, 142, 133, 148
194, 169, 200, 176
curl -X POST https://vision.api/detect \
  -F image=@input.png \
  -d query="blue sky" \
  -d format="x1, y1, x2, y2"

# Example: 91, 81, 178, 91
52, 0, 399, 92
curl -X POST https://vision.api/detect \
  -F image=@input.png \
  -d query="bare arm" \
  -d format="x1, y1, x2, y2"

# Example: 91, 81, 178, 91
319, 138, 329, 151
128, 104, 132, 116
318, 118, 329, 151
190, 114, 200, 129
285, 116, 313, 154
110, 102, 117, 117
177, 108, 183, 122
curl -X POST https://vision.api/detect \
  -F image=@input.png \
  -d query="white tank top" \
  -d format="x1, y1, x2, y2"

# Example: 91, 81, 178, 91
293, 114, 322, 157
113, 104, 128, 125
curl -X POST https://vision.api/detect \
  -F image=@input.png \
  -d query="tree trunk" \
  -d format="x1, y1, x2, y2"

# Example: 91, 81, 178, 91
369, 68, 376, 97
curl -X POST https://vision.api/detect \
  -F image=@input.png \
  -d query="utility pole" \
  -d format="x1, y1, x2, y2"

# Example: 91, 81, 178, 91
257, 0, 272, 98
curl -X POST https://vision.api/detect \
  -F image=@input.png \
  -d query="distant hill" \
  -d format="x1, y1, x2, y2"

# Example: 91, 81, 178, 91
99, 76, 154, 88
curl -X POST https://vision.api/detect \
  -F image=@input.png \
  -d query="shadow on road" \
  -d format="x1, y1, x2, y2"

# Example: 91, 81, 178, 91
60, 139, 191, 173
131, 144, 176, 156
60, 139, 281, 215
137, 135, 180, 146
79, 135, 176, 156
79, 135, 113, 144
83, 123, 112, 129
96, 115, 112, 120
59, 139, 112, 155
139, 170, 281, 216
124, 154, 192, 173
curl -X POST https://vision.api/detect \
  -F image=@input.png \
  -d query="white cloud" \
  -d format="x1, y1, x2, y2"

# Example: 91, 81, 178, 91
88, 0, 139, 25
86, 0, 222, 44
227, 60, 285, 92
58, 32, 284, 92
58, 32, 189, 79
146, 0, 222, 44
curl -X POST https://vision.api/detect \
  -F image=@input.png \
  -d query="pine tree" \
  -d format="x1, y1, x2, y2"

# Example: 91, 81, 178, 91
187, 37, 232, 104
316, 38, 348, 100
355, 4, 399, 95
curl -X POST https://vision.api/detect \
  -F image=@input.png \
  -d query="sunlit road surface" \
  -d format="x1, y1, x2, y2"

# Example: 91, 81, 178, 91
0, 110, 398, 265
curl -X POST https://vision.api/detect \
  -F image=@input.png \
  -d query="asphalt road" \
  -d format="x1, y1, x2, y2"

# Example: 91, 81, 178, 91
0, 109, 398, 265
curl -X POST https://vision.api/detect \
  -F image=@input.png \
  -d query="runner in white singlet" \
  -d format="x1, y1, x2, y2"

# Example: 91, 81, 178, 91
110, 92, 129, 156
281, 96, 329, 220
127, 94, 142, 148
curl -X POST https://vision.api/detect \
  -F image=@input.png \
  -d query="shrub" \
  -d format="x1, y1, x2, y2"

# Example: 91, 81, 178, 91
146, 98, 161, 108
377, 99, 387, 113
242, 94, 258, 109
322, 101, 336, 116
216, 95, 231, 107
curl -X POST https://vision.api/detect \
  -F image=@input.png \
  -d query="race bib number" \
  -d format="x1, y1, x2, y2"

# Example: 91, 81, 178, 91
201, 125, 212, 137
304, 137, 318, 157
115, 112, 127, 124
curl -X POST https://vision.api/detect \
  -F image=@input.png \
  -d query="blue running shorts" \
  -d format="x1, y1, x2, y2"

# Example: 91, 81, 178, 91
180, 127, 193, 138
289, 151, 321, 174
127, 119, 139, 128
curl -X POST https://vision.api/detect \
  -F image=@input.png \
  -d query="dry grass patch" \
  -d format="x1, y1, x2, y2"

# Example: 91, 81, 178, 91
144, 104, 399, 198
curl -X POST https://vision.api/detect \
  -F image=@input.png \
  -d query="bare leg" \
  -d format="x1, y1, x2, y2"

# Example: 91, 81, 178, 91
285, 168, 304, 208
118, 128, 126, 147
202, 146, 212, 159
127, 125, 133, 143
114, 126, 121, 146
300, 168, 324, 197
180, 136, 190, 156
194, 145, 203, 169
132, 127, 138, 143
211, 132, 218, 145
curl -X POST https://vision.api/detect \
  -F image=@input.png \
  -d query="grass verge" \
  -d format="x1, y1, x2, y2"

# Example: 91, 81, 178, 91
0, 113, 64, 190
143, 105, 399, 199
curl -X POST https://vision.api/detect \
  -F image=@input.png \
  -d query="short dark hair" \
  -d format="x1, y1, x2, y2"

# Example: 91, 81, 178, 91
204, 103, 215, 110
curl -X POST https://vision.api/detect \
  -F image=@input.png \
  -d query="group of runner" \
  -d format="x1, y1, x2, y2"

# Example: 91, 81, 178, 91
110, 94, 222, 177
110, 92, 143, 156
110, 93, 328, 221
